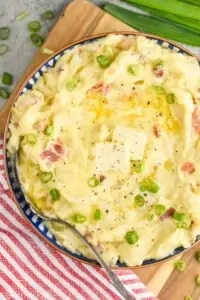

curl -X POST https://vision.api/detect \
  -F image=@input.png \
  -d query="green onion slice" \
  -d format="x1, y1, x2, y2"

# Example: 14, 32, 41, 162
40, 171, 53, 183
132, 160, 145, 173
0, 86, 9, 99
127, 64, 139, 75
50, 188, 60, 201
0, 44, 9, 55
139, 178, 160, 193
42, 47, 54, 55
125, 230, 139, 245
0, 27, 10, 40
96, 55, 111, 69
88, 176, 100, 188
173, 259, 186, 271
28, 21, 41, 32
154, 204, 166, 216
27, 134, 37, 145
44, 124, 55, 136
93, 209, 101, 220
66, 78, 78, 91
16, 11, 29, 21
30, 33, 44, 47
166, 93, 176, 104
42, 10, 55, 20
2, 72, 13, 85
134, 195, 145, 207
71, 213, 86, 223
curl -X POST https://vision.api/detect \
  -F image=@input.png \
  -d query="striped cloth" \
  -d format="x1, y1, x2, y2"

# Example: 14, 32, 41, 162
0, 137, 157, 300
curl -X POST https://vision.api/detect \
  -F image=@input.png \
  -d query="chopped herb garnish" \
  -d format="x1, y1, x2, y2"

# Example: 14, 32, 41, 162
93, 209, 101, 220
0, 44, 9, 55
127, 64, 139, 75
147, 213, 154, 221
173, 259, 186, 271
27, 134, 37, 145
40, 171, 53, 183
28, 21, 41, 32
184, 296, 192, 300
125, 230, 139, 245
44, 124, 55, 136
132, 160, 145, 173
2, 72, 13, 85
166, 93, 176, 104
16, 11, 29, 21
139, 178, 160, 193
42, 47, 54, 55
0, 86, 9, 99
42, 10, 55, 20
88, 176, 100, 188
50, 188, 60, 201
96, 55, 111, 68
134, 195, 145, 207
30, 33, 43, 47
71, 213, 86, 223
66, 78, 78, 91
152, 85, 166, 95
0, 27, 10, 40
154, 204, 166, 216
173, 211, 186, 222
195, 275, 200, 286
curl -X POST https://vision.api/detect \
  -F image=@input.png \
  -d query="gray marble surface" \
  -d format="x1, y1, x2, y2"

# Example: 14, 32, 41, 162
0, 0, 199, 108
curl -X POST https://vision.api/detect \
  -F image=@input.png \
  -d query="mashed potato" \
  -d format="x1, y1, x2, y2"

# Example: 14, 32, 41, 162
8, 35, 200, 266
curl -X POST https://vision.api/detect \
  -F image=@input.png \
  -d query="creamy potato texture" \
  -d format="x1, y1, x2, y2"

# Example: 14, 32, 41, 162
8, 35, 200, 266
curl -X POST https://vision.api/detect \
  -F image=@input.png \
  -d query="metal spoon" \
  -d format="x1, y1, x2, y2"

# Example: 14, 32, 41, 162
14, 155, 138, 300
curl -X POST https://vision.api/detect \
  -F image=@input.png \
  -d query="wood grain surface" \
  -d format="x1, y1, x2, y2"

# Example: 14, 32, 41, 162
1, 1, 200, 299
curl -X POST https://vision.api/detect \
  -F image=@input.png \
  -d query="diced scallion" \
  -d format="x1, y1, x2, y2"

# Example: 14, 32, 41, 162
154, 204, 166, 216
134, 194, 145, 207
195, 275, 200, 286
147, 213, 154, 221
127, 64, 139, 75
2, 72, 13, 85
139, 178, 160, 193
42, 47, 54, 55
173, 211, 186, 222
42, 10, 55, 20
71, 213, 86, 223
28, 21, 41, 32
0, 86, 9, 99
50, 188, 60, 201
40, 171, 53, 183
132, 160, 145, 173
88, 176, 100, 188
30, 33, 44, 47
27, 134, 37, 145
0, 44, 9, 55
0, 27, 10, 40
44, 124, 55, 136
66, 78, 78, 91
152, 85, 166, 95
16, 11, 29, 21
166, 93, 176, 104
173, 259, 186, 271
125, 230, 139, 244
96, 55, 111, 68
93, 209, 101, 220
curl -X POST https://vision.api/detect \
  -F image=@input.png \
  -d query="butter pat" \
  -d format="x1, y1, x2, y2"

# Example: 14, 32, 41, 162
95, 142, 130, 172
113, 126, 147, 160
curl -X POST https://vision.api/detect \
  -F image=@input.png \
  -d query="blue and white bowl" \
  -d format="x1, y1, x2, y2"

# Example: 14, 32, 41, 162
4, 32, 200, 268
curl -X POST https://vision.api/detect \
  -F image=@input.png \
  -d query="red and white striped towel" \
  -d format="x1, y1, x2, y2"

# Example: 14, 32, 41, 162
0, 137, 157, 300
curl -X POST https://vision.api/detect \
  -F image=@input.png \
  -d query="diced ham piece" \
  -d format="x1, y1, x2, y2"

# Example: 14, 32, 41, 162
160, 207, 175, 221
154, 69, 164, 78
89, 82, 109, 95
181, 162, 195, 174
153, 125, 161, 137
41, 140, 65, 163
192, 106, 200, 134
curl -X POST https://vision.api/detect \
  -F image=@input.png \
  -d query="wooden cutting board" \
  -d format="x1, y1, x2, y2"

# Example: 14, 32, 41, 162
1, 0, 200, 299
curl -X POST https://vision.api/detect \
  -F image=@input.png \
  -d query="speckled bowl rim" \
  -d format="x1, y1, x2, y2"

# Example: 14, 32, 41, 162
3, 31, 200, 269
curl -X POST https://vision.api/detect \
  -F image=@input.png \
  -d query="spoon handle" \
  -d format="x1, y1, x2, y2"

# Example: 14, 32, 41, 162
48, 218, 137, 300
